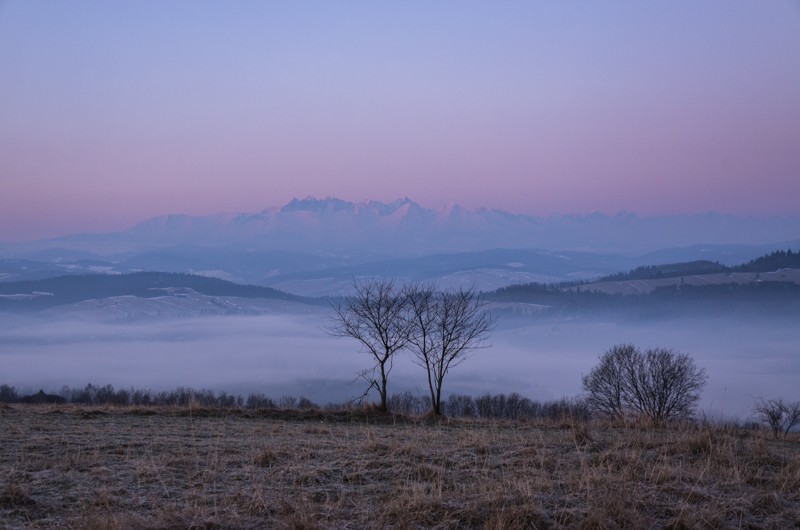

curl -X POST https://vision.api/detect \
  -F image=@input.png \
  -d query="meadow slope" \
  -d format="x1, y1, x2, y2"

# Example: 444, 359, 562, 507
1, 405, 799, 529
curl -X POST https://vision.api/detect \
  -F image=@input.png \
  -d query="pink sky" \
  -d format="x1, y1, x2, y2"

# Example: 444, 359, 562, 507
1, 1, 799, 242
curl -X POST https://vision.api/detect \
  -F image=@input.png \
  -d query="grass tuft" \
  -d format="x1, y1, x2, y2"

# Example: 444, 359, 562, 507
0, 482, 36, 508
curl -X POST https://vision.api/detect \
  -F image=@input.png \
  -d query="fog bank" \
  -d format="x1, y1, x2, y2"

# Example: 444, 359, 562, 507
1, 310, 796, 420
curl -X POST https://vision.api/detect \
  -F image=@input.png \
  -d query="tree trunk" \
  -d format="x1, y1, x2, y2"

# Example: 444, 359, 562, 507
378, 361, 389, 412
433, 376, 444, 416
425, 361, 438, 416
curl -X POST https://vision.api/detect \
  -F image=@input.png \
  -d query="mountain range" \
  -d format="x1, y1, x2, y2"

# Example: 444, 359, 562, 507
4, 197, 800, 256
1, 197, 798, 295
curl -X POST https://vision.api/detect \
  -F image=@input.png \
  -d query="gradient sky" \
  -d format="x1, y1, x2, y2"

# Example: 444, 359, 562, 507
2, 1, 799, 241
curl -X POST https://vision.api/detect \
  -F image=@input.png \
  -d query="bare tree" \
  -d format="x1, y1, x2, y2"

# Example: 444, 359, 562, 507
629, 348, 707, 424
754, 399, 800, 439
581, 344, 637, 420
406, 283, 439, 412
329, 278, 411, 412
583, 344, 707, 424
406, 284, 494, 416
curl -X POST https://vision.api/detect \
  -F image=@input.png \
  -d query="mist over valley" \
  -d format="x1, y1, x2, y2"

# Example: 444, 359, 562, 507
1, 234, 798, 421
4, 4, 800, 526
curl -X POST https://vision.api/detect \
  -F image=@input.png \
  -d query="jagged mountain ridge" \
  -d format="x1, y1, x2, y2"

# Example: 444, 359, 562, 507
123, 197, 516, 253
21, 196, 800, 257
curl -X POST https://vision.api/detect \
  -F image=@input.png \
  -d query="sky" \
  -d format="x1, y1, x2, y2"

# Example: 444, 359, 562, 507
1, 1, 799, 242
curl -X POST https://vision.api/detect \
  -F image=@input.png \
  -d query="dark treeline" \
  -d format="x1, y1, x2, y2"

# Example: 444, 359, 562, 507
0, 383, 252, 408
597, 249, 800, 283
389, 391, 590, 421
488, 280, 800, 319
598, 260, 728, 282
0, 383, 310, 410
734, 249, 800, 273
0, 383, 588, 421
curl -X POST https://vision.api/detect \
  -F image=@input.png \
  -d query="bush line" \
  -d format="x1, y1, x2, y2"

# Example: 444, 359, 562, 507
0, 383, 588, 421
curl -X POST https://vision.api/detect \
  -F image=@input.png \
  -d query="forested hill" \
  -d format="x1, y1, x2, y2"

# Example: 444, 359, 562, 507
0, 272, 308, 311
598, 260, 728, 282
598, 250, 800, 282
487, 249, 800, 319
733, 249, 800, 273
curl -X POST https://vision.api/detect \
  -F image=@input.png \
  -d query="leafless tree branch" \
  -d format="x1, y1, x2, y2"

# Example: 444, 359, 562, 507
406, 284, 495, 416
328, 278, 412, 412
583, 344, 707, 424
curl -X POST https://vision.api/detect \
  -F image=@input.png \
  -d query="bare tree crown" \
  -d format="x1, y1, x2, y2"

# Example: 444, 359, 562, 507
754, 399, 800, 438
405, 284, 495, 416
583, 344, 707, 424
329, 279, 413, 412
329, 279, 493, 415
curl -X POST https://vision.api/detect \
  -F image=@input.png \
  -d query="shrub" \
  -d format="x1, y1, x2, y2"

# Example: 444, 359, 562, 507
754, 399, 800, 438
583, 344, 707, 424
0, 384, 18, 403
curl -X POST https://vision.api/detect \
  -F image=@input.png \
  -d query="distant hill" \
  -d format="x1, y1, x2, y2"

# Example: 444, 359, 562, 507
597, 250, 800, 282
0, 272, 309, 312
488, 278, 800, 320
487, 249, 800, 319
598, 260, 729, 282
4, 243, 798, 297
3, 249, 799, 319
732, 249, 800, 273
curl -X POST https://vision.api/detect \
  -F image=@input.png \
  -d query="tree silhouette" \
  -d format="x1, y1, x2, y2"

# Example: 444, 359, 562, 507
583, 344, 707, 424
406, 284, 494, 416
330, 279, 412, 412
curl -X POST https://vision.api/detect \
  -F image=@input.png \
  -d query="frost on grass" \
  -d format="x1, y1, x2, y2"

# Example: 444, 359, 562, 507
0, 405, 798, 529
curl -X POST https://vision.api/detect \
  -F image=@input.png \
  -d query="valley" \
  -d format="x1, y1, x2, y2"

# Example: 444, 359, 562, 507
1, 203, 798, 422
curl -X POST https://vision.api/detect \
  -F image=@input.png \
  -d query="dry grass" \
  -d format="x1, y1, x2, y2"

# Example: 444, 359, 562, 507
1, 405, 798, 529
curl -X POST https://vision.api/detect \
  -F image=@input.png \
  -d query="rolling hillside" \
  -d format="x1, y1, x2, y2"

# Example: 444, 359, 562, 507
487, 250, 800, 319
0, 272, 310, 313
2, 250, 799, 320
598, 250, 800, 283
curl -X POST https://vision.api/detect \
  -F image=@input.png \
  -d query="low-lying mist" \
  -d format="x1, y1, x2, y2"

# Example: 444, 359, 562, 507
1, 309, 797, 421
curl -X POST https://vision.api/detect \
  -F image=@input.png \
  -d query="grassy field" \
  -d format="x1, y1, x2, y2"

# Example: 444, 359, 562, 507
1, 404, 798, 529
